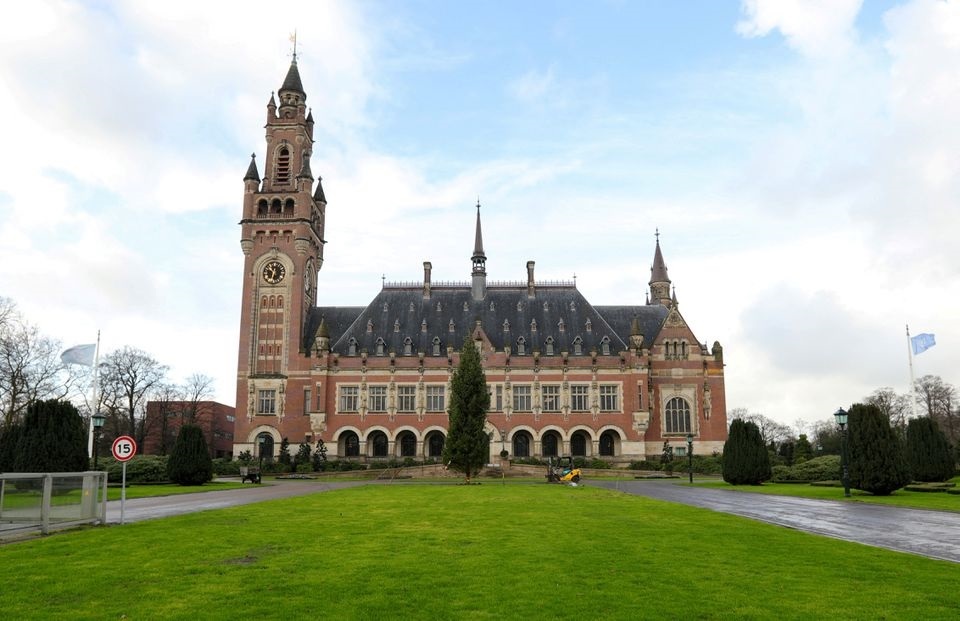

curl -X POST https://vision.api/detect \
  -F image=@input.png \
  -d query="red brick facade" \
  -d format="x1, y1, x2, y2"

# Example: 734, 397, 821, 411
143, 401, 236, 459
233, 60, 727, 464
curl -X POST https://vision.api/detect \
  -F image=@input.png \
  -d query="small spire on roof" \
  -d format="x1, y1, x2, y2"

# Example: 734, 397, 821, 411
268, 92, 276, 107
306, 108, 314, 124
472, 199, 485, 260
313, 175, 326, 203
243, 153, 260, 182
317, 316, 329, 338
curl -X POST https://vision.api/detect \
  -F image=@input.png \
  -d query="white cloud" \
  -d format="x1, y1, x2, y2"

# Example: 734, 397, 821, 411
509, 65, 557, 103
737, 0, 864, 58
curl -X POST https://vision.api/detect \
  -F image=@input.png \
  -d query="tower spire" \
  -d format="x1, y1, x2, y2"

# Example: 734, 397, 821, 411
649, 230, 672, 306
471, 199, 487, 301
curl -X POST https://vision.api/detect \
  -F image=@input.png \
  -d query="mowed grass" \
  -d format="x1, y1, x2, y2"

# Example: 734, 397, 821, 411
1, 484, 958, 620
0, 481, 253, 508
696, 477, 960, 512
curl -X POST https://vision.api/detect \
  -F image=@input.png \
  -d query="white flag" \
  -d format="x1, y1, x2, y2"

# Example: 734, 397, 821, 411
61, 344, 96, 366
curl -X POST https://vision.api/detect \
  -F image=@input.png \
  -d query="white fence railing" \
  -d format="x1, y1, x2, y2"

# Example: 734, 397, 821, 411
0, 471, 108, 537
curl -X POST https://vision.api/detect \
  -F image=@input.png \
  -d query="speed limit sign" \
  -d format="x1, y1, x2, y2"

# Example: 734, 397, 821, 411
112, 435, 137, 462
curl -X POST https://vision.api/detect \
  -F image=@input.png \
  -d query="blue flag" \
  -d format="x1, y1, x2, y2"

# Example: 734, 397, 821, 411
911, 333, 936, 355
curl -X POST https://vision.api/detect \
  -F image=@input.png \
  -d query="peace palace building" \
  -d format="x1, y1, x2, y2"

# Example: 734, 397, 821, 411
233, 59, 728, 463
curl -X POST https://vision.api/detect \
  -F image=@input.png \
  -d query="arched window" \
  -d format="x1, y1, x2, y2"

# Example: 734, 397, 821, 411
599, 430, 617, 456
342, 431, 360, 457
398, 431, 417, 457
665, 397, 691, 434
283, 198, 295, 215
370, 431, 388, 457
601, 336, 610, 356
271, 198, 282, 213
276, 296, 283, 309
516, 337, 526, 356
432, 336, 441, 356
255, 433, 275, 462
681, 341, 687, 358
513, 431, 531, 458
570, 431, 588, 456
257, 199, 268, 216
573, 336, 583, 356
376, 338, 386, 356
427, 432, 445, 457
348, 338, 358, 356
542, 432, 559, 457
261, 296, 268, 308
276, 147, 291, 185
545, 337, 554, 356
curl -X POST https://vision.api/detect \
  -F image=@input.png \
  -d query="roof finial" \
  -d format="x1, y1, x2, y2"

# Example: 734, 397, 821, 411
655, 227, 660, 243
382, 274, 385, 287
289, 30, 298, 62
477, 197, 481, 211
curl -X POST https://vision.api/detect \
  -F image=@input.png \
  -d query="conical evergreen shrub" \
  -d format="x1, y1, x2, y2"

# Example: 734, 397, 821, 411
847, 403, 910, 495
12, 399, 88, 473
166, 424, 213, 486
722, 418, 771, 485
442, 339, 490, 483
906, 417, 955, 482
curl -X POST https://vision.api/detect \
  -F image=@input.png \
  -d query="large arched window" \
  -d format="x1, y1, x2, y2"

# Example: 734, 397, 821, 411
599, 430, 617, 456
570, 431, 589, 456
342, 431, 360, 457
665, 397, 691, 434
369, 431, 388, 457
513, 431, 532, 458
398, 431, 417, 457
541, 431, 560, 457
275, 146, 291, 185
255, 432, 275, 462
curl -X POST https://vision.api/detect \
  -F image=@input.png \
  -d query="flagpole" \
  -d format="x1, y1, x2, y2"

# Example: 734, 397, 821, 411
906, 324, 917, 420
87, 331, 101, 458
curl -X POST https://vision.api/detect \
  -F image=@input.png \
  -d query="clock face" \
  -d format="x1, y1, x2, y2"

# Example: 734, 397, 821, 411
262, 261, 285, 284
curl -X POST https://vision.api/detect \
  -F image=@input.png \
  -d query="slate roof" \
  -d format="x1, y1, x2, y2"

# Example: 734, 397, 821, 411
279, 60, 305, 96
306, 285, 669, 357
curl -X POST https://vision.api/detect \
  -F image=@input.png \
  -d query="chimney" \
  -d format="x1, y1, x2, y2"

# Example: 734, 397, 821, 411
423, 261, 432, 299
526, 261, 536, 298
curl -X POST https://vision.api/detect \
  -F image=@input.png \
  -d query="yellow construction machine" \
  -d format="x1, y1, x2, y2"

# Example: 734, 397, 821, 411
545, 456, 582, 484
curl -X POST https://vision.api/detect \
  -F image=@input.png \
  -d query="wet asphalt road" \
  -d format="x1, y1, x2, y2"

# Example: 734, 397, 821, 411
589, 479, 960, 563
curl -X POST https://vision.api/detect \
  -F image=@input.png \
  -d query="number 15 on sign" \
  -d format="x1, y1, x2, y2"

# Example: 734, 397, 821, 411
111, 436, 137, 524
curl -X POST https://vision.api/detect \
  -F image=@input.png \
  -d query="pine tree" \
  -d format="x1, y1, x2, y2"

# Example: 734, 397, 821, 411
12, 399, 88, 473
906, 417, 955, 482
294, 441, 312, 471
312, 438, 328, 472
847, 403, 910, 495
722, 418, 771, 485
442, 339, 490, 483
0, 423, 24, 472
794, 434, 814, 463
166, 424, 213, 485
278, 437, 292, 471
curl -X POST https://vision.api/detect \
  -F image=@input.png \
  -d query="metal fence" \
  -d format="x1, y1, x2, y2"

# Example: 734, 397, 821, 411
0, 471, 108, 537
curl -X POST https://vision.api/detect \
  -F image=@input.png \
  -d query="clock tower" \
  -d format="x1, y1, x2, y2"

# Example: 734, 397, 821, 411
236, 56, 326, 426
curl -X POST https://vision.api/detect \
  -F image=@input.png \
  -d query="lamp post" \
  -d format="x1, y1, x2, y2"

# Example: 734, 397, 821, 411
685, 433, 694, 484
92, 411, 106, 469
834, 407, 850, 498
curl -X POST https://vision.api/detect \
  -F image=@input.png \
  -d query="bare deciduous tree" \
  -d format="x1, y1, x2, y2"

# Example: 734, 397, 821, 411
99, 346, 169, 447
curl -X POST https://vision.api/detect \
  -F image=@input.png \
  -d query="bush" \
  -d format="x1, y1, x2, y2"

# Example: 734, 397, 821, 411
329, 460, 367, 472
587, 458, 612, 469
167, 424, 213, 486
792, 455, 841, 482
771, 465, 793, 482
848, 403, 910, 496
906, 417, 955, 482
105, 455, 170, 484
722, 419, 771, 485
11, 400, 88, 473
691, 454, 723, 475
212, 458, 241, 476
628, 460, 661, 471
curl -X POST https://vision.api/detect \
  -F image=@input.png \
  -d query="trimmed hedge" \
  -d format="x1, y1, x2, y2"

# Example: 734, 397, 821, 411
103, 455, 170, 484
772, 455, 841, 483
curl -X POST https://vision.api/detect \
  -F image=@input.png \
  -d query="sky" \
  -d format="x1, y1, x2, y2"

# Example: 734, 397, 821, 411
1, 0, 957, 431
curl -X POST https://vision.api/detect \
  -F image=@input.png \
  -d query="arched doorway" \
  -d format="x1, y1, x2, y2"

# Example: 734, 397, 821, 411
513, 430, 532, 458
541, 431, 561, 457
397, 431, 417, 457
599, 430, 617, 457
341, 431, 360, 457
256, 433, 275, 462
369, 431, 388, 457
570, 431, 590, 457
426, 431, 445, 458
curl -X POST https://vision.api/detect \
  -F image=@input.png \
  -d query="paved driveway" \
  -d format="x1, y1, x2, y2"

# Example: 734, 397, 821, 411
589, 479, 960, 563
106, 480, 365, 524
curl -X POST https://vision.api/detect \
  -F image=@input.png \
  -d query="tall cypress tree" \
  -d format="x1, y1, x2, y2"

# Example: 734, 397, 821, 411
442, 339, 490, 483
12, 400, 88, 473
167, 424, 213, 485
722, 418, 771, 485
906, 417, 955, 482
0, 423, 24, 472
847, 403, 910, 495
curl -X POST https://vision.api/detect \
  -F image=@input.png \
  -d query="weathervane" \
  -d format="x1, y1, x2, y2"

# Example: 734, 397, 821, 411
289, 30, 298, 60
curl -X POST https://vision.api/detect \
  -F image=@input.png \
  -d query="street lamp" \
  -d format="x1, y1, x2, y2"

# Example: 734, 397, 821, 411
685, 433, 694, 484
92, 412, 106, 469
834, 407, 850, 498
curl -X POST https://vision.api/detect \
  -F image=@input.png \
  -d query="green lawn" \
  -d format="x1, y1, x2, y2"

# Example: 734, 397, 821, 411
696, 477, 960, 512
106, 480, 251, 501
1, 484, 958, 619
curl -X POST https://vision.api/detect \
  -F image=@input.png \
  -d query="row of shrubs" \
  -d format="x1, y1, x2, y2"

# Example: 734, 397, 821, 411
511, 457, 615, 469
771, 455, 842, 482
627, 454, 724, 475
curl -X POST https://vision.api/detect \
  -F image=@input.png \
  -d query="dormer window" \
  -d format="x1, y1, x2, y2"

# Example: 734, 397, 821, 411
601, 336, 610, 356
545, 337, 554, 356
432, 336, 441, 356
375, 338, 385, 356
573, 336, 583, 356
403, 337, 413, 356
585, 318, 592, 333
348, 338, 358, 356
516, 337, 526, 356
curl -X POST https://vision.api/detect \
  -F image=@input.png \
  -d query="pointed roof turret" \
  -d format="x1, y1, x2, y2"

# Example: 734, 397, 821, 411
268, 92, 276, 108
306, 108, 314, 124
279, 58, 306, 98
472, 200, 486, 262
313, 175, 326, 203
243, 153, 260, 182
649, 230, 670, 285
